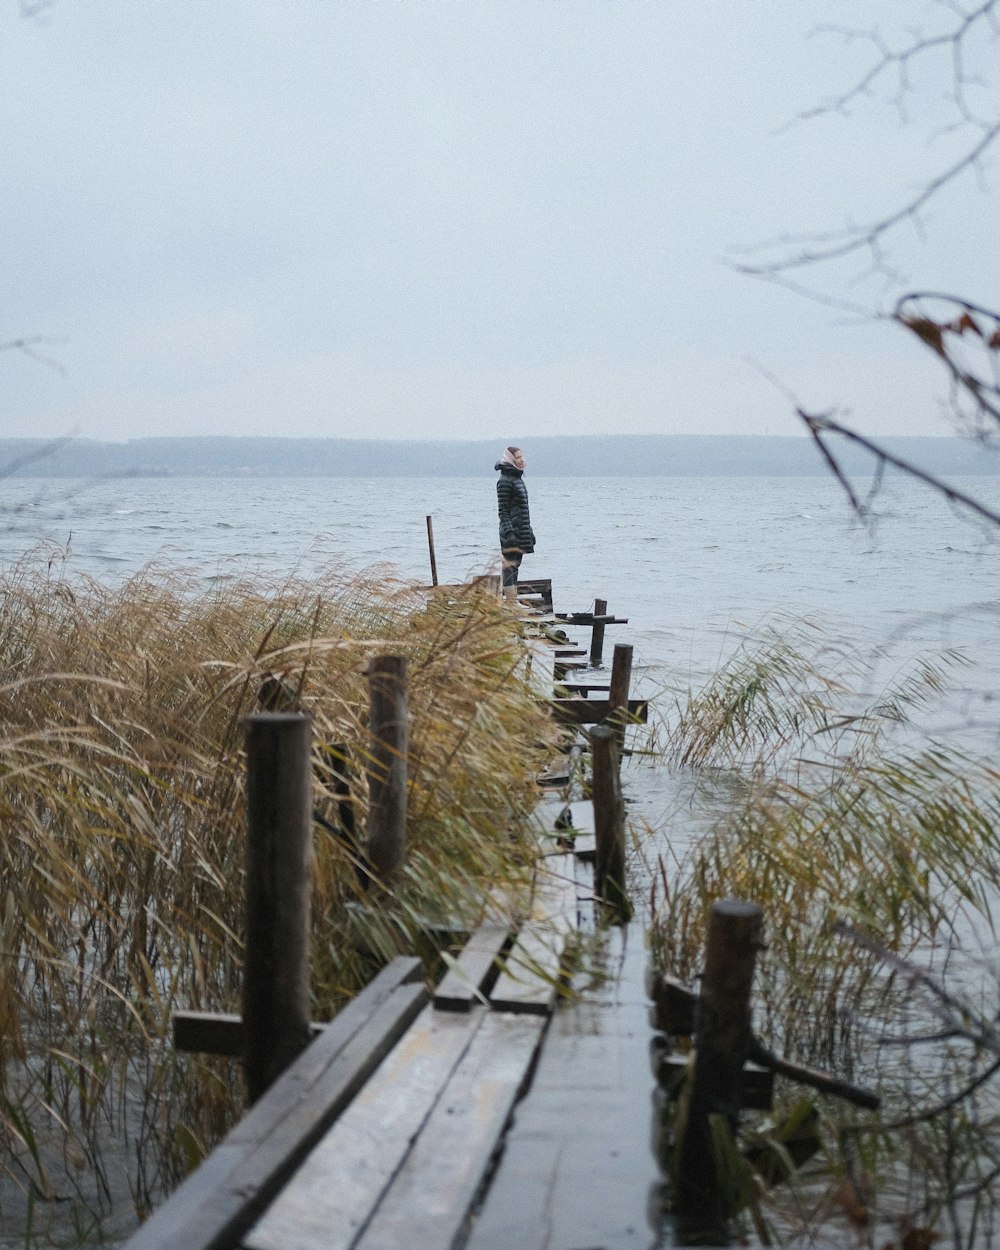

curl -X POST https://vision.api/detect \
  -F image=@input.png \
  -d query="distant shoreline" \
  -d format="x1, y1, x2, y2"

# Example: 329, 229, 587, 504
3, 434, 999, 478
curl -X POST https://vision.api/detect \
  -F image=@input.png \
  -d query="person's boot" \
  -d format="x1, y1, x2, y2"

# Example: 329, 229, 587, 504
502, 584, 518, 607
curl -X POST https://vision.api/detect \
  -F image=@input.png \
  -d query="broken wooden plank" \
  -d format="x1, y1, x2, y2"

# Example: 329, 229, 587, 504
433, 922, 511, 1012
353, 1012, 547, 1250
554, 612, 629, 626
245, 1006, 488, 1250
549, 697, 648, 726
489, 855, 578, 1015
123, 958, 426, 1250
533, 798, 593, 834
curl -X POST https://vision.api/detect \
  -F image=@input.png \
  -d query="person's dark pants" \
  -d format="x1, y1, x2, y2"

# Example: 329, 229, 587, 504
501, 549, 523, 588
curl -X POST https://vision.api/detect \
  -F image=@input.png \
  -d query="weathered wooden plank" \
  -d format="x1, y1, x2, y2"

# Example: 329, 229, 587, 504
245, 1006, 487, 1250
354, 1011, 547, 1250
489, 855, 578, 1015
123, 958, 425, 1250
533, 798, 593, 834
536, 758, 570, 787
465, 925, 658, 1250
555, 680, 611, 693
226, 957, 423, 1146
433, 922, 511, 1012
554, 612, 629, 626
549, 697, 648, 725
572, 833, 596, 861
173, 1013, 326, 1057
574, 855, 596, 933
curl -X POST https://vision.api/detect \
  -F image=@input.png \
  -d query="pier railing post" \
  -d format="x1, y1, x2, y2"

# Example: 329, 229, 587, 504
590, 598, 608, 667
675, 898, 764, 1241
367, 655, 409, 882
590, 724, 631, 922
243, 712, 314, 1104
608, 642, 634, 750
425, 515, 438, 586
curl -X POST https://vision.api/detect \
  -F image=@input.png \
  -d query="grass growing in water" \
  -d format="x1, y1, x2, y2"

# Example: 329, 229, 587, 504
0, 551, 559, 1246
652, 626, 1000, 1246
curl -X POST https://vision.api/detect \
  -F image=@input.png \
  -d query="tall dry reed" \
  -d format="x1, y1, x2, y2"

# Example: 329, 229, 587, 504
0, 549, 558, 1245
651, 626, 1000, 1246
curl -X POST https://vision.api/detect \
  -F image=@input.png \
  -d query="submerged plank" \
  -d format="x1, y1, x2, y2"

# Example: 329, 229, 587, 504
246, 1006, 487, 1250
354, 1012, 547, 1250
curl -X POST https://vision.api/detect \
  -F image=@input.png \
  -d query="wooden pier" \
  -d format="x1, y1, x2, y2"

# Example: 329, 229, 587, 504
124, 578, 658, 1250
122, 577, 870, 1249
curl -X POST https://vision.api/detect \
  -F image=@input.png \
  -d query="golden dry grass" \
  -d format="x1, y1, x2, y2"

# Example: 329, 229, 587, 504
0, 551, 559, 1244
651, 628, 1000, 1245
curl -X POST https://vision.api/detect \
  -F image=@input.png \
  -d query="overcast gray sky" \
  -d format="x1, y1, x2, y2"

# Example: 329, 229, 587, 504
3, 1, 997, 442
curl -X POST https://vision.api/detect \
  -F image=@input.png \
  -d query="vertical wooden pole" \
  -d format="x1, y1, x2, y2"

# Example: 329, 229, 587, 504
608, 642, 634, 751
367, 655, 408, 881
243, 712, 314, 1104
675, 899, 764, 1241
327, 742, 356, 844
425, 515, 439, 587
589, 598, 608, 667
590, 724, 631, 922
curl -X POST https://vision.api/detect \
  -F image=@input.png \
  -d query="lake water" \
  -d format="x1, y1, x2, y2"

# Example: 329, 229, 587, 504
4, 472, 1000, 732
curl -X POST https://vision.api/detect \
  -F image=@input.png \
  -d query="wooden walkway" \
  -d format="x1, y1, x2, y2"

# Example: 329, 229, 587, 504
125, 583, 660, 1250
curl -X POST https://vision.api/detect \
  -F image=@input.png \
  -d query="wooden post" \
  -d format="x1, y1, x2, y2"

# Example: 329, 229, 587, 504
327, 741, 357, 844
675, 899, 764, 1241
425, 515, 438, 587
608, 642, 634, 750
589, 598, 608, 667
243, 712, 314, 1104
590, 725, 631, 922
367, 655, 408, 882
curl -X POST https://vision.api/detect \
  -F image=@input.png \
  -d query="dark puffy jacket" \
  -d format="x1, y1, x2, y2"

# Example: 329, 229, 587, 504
496, 462, 536, 553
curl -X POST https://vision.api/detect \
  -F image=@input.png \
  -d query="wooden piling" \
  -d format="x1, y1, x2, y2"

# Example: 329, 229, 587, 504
589, 598, 608, 666
243, 712, 315, 1104
675, 899, 764, 1241
590, 725, 631, 922
367, 655, 409, 881
425, 515, 439, 586
326, 742, 357, 844
608, 642, 634, 749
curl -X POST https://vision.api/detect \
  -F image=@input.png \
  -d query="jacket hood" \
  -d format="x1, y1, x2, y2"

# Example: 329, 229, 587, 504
495, 461, 523, 475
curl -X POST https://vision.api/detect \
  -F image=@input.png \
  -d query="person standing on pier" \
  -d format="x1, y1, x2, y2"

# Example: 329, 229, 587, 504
495, 445, 535, 605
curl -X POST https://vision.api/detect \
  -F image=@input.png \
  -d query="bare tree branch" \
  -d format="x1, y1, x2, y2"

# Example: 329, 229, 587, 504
743, 2, 1000, 274
796, 409, 1000, 528
834, 919, 1000, 1054
0, 336, 66, 375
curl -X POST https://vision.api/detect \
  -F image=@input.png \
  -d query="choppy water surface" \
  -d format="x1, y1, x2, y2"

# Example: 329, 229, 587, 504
4, 472, 999, 734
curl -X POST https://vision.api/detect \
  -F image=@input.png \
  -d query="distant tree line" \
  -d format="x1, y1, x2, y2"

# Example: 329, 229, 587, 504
2, 434, 997, 479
